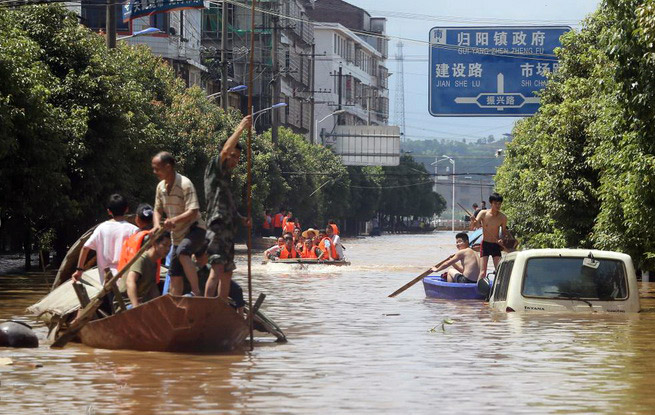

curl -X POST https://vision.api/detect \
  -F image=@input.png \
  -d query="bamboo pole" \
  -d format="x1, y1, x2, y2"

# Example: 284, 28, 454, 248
246, 0, 257, 352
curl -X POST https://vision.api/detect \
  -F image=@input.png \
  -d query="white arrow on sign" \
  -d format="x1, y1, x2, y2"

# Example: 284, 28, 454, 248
454, 73, 540, 111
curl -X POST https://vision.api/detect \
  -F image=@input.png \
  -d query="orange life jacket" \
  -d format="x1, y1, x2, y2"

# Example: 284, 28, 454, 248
279, 245, 299, 259
118, 230, 162, 283
284, 221, 296, 234
301, 246, 320, 259
319, 236, 339, 260
273, 213, 284, 228
262, 214, 272, 229
330, 223, 339, 235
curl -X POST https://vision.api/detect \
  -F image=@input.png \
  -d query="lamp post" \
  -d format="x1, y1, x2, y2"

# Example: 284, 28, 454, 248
207, 85, 247, 104
315, 109, 345, 145
431, 155, 456, 232
253, 102, 288, 129
117, 27, 165, 41
442, 155, 455, 232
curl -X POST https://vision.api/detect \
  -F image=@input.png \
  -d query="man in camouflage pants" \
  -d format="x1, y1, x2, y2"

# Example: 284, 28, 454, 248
203, 115, 251, 300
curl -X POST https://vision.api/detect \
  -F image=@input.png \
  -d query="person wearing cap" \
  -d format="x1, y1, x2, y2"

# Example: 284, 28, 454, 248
117, 204, 162, 280
302, 228, 318, 240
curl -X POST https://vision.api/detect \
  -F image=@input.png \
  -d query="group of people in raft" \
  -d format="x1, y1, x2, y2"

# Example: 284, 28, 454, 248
262, 212, 345, 261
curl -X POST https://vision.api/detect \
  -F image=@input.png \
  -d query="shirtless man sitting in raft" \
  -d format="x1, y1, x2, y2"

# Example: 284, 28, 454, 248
431, 232, 480, 283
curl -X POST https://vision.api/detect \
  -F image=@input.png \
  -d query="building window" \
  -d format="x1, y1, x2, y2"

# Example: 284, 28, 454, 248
285, 50, 290, 70
81, 0, 128, 32
151, 12, 169, 34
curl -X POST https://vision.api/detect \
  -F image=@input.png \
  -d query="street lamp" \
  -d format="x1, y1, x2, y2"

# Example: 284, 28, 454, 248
253, 102, 288, 128
432, 155, 456, 232
442, 155, 456, 232
117, 27, 164, 41
315, 109, 345, 145
207, 85, 247, 102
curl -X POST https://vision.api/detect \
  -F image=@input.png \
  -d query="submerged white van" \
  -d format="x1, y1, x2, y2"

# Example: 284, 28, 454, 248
486, 249, 640, 313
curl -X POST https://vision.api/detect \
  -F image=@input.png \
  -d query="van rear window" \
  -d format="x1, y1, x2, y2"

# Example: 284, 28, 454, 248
521, 257, 628, 300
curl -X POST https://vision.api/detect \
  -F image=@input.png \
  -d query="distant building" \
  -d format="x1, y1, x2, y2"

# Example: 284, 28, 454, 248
201, 0, 314, 134
306, 0, 390, 143
75, 2, 206, 88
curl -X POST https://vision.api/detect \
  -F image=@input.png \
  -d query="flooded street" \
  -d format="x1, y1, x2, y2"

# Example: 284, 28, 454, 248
2, 232, 655, 414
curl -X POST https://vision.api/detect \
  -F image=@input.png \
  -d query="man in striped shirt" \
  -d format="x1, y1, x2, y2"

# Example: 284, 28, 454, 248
152, 151, 206, 296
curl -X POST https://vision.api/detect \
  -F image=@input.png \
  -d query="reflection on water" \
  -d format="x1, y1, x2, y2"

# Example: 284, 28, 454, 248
2, 233, 655, 414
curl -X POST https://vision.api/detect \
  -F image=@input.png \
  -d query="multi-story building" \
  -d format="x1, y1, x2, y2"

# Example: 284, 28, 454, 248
75, 1, 206, 88
306, 0, 389, 143
201, 0, 314, 135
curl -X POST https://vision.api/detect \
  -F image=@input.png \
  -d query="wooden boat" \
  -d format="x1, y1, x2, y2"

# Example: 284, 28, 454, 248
29, 219, 287, 350
263, 258, 351, 266
77, 295, 248, 352
423, 276, 485, 300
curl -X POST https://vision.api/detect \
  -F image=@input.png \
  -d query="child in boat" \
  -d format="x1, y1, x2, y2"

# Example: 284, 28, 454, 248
118, 231, 171, 308
72, 194, 138, 285
431, 232, 480, 283
471, 192, 508, 280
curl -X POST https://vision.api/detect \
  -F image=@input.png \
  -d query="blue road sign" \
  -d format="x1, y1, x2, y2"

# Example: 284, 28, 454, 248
429, 26, 571, 117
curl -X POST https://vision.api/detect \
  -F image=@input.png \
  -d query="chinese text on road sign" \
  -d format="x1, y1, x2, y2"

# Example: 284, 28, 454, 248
429, 26, 571, 117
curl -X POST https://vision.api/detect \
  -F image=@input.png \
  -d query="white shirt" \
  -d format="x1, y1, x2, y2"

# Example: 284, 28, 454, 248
264, 245, 281, 258
84, 220, 138, 283
332, 235, 344, 259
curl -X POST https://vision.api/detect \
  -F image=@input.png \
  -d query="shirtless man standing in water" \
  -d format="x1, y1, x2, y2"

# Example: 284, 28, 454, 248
472, 192, 507, 280
431, 232, 480, 283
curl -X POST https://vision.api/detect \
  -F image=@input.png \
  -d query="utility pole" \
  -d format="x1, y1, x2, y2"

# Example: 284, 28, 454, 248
220, 1, 229, 110
106, 0, 116, 48
394, 41, 406, 140
337, 64, 342, 125
367, 93, 371, 126
271, 15, 280, 144
310, 42, 316, 144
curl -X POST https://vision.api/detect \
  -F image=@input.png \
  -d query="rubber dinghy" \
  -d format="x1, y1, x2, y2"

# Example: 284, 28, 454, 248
423, 276, 486, 300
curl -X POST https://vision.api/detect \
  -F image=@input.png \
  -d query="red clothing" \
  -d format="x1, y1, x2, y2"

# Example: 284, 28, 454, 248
301, 246, 322, 259
284, 221, 296, 234
319, 236, 339, 260
262, 214, 272, 229
279, 245, 299, 259
273, 213, 284, 228
330, 223, 339, 235
118, 230, 162, 283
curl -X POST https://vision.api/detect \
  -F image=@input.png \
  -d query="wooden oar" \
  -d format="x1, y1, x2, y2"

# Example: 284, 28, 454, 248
51, 228, 164, 348
457, 202, 476, 220
388, 254, 455, 298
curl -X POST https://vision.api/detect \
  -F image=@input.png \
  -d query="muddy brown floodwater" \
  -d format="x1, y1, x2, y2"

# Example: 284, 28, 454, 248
2, 232, 655, 414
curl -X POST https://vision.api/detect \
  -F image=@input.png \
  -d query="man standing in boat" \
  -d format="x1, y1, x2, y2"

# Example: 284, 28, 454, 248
431, 232, 480, 283
203, 115, 252, 300
471, 192, 508, 280
151, 151, 206, 297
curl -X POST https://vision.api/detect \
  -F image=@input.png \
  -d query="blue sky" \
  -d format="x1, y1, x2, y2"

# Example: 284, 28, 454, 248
345, 0, 601, 142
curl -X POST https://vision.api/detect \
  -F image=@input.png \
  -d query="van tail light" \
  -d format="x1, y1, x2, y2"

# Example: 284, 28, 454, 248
506, 307, 515, 312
